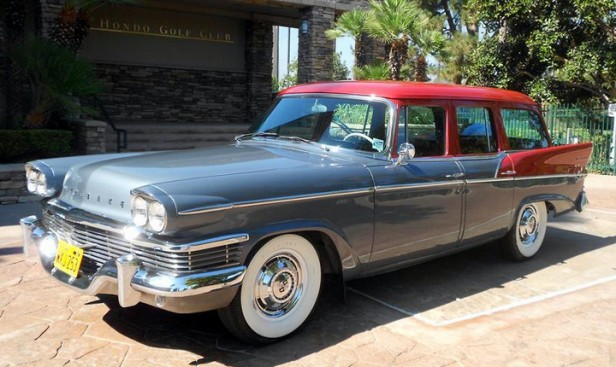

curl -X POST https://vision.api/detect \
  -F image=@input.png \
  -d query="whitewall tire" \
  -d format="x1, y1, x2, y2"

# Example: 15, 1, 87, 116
218, 234, 322, 343
502, 202, 548, 261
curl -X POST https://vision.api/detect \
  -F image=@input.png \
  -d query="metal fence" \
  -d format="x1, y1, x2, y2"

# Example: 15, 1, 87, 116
542, 103, 616, 175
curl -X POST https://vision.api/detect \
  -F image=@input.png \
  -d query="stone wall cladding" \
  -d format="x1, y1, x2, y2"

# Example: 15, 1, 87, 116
246, 20, 274, 122
70, 119, 106, 155
39, 0, 63, 38
297, 6, 335, 83
0, 164, 37, 205
94, 64, 248, 123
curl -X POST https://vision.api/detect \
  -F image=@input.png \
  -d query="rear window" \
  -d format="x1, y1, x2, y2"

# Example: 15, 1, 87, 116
456, 106, 498, 154
501, 109, 549, 149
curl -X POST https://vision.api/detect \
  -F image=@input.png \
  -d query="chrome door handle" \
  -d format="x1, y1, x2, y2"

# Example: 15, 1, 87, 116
446, 172, 465, 179
500, 170, 516, 176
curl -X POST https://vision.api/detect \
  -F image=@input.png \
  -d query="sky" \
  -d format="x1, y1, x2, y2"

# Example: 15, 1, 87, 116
275, 26, 354, 80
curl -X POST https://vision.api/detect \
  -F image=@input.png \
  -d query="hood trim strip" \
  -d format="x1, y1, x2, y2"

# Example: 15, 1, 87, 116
178, 188, 374, 216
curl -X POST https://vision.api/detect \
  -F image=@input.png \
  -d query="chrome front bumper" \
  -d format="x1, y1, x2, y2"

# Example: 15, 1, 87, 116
21, 215, 246, 313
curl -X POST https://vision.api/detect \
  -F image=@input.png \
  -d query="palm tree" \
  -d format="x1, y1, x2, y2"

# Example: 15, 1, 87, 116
49, 0, 138, 53
326, 9, 369, 68
412, 28, 445, 81
354, 62, 391, 80
10, 39, 105, 127
365, 0, 431, 80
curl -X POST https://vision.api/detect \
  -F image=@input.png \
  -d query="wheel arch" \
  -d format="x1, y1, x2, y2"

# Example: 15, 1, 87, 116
510, 194, 575, 229
243, 221, 363, 281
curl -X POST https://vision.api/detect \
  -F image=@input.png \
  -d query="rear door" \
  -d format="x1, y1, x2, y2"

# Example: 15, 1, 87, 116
453, 103, 515, 247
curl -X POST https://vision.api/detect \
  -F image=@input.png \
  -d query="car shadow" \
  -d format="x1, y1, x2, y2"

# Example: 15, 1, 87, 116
97, 222, 616, 366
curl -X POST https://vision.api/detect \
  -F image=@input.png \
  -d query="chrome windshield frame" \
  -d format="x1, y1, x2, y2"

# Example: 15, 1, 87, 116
255, 93, 398, 159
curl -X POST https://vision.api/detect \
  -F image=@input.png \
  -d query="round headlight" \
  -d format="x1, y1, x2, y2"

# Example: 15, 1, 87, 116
148, 201, 167, 233
35, 173, 47, 195
131, 196, 148, 227
26, 169, 39, 193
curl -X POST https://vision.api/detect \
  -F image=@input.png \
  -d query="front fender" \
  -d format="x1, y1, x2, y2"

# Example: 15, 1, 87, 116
243, 220, 364, 281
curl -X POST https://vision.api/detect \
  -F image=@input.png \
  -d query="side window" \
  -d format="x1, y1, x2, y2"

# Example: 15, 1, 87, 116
501, 109, 549, 149
456, 106, 497, 154
399, 106, 445, 157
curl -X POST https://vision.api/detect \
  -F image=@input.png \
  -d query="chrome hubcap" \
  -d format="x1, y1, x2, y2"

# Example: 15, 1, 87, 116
518, 206, 539, 246
254, 254, 303, 317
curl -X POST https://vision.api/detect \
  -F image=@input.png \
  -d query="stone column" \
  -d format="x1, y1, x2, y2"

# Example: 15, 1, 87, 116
69, 119, 107, 155
297, 6, 335, 84
40, 0, 64, 38
246, 19, 274, 123
362, 35, 387, 67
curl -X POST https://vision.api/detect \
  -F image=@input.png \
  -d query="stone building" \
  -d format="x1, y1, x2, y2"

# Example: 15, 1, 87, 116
1, 0, 385, 151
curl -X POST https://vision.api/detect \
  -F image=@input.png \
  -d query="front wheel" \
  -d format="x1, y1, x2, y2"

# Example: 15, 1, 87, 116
502, 202, 548, 261
218, 234, 322, 344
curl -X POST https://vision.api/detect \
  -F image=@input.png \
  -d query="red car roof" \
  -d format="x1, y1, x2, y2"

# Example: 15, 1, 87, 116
279, 81, 536, 105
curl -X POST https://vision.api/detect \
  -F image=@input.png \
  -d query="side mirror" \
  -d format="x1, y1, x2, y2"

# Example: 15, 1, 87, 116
396, 143, 415, 165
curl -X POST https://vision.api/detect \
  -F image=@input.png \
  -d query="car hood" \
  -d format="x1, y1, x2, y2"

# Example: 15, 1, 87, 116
58, 141, 373, 223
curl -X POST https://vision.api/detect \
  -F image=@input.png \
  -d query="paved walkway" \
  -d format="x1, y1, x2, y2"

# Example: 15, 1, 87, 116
0, 174, 615, 366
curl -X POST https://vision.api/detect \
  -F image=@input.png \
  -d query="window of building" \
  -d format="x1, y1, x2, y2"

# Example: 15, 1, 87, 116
501, 109, 549, 149
456, 106, 497, 154
399, 106, 446, 157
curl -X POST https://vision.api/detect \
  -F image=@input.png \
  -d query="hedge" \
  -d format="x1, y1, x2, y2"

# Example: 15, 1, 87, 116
0, 129, 74, 163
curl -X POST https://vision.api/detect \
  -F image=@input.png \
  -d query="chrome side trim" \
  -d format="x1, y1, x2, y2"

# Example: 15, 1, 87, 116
375, 180, 463, 193
165, 233, 250, 253
466, 177, 515, 184
177, 203, 234, 215
235, 188, 374, 209
178, 188, 374, 215
515, 173, 587, 181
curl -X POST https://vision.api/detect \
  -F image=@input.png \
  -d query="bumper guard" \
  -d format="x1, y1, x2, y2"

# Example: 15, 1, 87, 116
20, 215, 246, 310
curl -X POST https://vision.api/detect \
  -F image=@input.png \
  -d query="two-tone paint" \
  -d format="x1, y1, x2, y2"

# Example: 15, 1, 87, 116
23, 81, 592, 315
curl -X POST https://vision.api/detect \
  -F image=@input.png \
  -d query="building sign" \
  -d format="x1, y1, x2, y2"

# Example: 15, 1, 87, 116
93, 18, 233, 43
80, 6, 245, 71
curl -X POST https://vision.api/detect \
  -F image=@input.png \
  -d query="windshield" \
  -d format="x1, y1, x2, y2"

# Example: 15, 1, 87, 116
249, 96, 391, 153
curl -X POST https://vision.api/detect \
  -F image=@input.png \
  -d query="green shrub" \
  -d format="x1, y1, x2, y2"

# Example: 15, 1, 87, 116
0, 129, 74, 163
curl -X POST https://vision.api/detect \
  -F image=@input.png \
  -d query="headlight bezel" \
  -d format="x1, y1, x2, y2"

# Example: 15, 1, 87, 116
130, 194, 168, 233
25, 165, 53, 197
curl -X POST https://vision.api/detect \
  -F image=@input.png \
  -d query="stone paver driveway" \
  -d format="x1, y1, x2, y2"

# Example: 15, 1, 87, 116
1, 174, 615, 366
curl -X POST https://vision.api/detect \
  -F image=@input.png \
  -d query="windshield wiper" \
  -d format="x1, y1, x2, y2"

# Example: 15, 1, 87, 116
235, 132, 329, 151
277, 135, 329, 151
234, 132, 279, 141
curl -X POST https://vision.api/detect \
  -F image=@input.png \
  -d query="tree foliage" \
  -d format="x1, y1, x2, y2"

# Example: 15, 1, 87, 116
325, 9, 369, 68
328, 0, 444, 81
49, 0, 139, 53
465, 0, 616, 105
332, 52, 351, 81
9, 39, 105, 128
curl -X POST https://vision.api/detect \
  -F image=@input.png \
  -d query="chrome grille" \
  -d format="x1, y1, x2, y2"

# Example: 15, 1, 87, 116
42, 211, 242, 274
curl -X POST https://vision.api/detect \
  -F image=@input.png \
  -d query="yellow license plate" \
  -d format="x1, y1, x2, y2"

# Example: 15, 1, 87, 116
54, 239, 84, 278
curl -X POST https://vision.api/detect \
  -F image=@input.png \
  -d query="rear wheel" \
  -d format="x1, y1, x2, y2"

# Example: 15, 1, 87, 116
502, 202, 548, 261
218, 234, 322, 344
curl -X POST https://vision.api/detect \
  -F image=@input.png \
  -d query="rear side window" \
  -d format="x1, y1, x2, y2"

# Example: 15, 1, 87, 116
399, 105, 445, 157
456, 106, 497, 154
501, 109, 549, 149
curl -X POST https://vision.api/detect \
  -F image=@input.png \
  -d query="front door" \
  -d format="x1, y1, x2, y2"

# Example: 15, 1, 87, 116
367, 104, 463, 274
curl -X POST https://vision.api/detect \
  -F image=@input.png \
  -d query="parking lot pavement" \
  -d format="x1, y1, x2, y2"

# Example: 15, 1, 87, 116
1, 175, 615, 366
